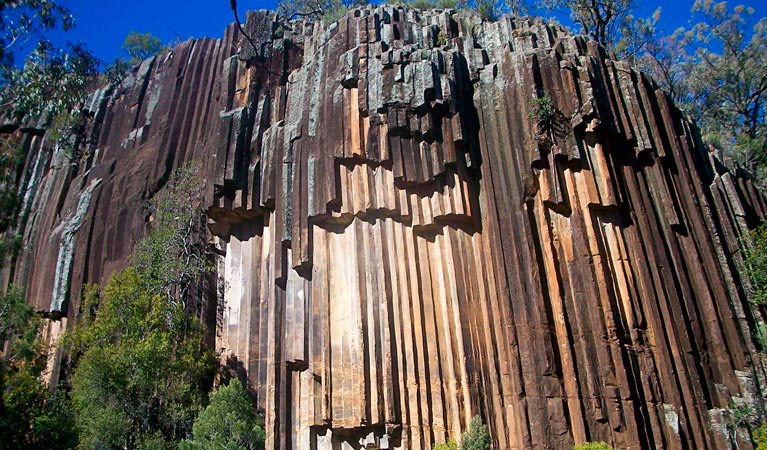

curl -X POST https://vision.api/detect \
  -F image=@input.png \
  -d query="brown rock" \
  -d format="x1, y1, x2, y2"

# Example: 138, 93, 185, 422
3, 6, 766, 450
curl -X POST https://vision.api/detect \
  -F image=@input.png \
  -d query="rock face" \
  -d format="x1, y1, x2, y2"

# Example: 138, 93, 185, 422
3, 6, 767, 450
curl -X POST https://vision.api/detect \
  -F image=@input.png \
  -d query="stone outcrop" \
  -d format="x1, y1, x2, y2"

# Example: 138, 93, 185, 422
3, 5, 767, 449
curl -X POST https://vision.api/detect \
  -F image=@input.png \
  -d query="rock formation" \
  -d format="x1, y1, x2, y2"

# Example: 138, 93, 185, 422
3, 5, 767, 449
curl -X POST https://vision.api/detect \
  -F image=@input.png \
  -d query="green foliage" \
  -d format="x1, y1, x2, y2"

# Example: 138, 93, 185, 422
724, 400, 757, 430
460, 416, 491, 450
640, 2, 767, 175
0, 287, 78, 450
543, 0, 632, 47
409, 0, 437, 10
574, 443, 615, 450
0, 0, 74, 68
433, 439, 458, 450
70, 268, 215, 449
180, 379, 265, 450
530, 92, 556, 134
745, 224, 767, 305
122, 31, 164, 65
723, 401, 758, 447
1, 41, 99, 121
134, 163, 210, 310
47, 109, 90, 162
0, 137, 25, 263
543, 0, 657, 58
67, 162, 216, 449
614, 7, 661, 62
753, 423, 767, 450
473, 0, 504, 21
0, 286, 43, 370
403, 0, 518, 19
686, 1, 767, 173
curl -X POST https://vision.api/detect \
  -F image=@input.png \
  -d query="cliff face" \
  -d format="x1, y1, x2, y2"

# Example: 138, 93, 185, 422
4, 5, 767, 449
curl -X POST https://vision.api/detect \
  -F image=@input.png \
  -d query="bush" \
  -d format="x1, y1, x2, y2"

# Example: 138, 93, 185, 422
180, 379, 265, 450
434, 438, 458, 450
746, 224, 767, 305
530, 92, 556, 134
0, 287, 78, 449
460, 416, 491, 450
753, 423, 767, 450
574, 442, 615, 450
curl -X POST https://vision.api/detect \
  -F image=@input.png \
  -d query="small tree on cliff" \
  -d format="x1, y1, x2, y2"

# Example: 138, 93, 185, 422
542, 0, 659, 60
122, 31, 164, 65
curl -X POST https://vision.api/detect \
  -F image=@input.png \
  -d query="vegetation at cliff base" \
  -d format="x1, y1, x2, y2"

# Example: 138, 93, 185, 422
0, 164, 265, 450
573, 442, 615, 450
433, 439, 459, 450
432, 416, 490, 450
68, 268, 215, 449
0, 286, 78, 449
180, 379, 266, 450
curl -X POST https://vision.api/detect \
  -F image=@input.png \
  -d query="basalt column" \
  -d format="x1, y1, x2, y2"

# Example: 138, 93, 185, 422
4, 6, 767, 450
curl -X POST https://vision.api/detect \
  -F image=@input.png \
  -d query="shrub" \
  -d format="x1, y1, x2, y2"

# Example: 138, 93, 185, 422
180, 379, 265, 450
753, 423, 767, 450
434, 438, 458, 450
746, 223, 767, 305
574, 443, 615, 450
460, 416, 491, 450
530, 92, 556, 135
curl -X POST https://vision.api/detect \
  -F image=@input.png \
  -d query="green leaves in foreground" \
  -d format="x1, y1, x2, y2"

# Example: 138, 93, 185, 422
0, 287, 78, 450
181, 379, 265, 450
460, 416, 491, 450
69, 268, 215, 450
67, 163, 217, 449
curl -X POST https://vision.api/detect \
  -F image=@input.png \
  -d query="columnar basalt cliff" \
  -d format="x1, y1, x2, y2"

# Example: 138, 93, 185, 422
3, 5, 767, 450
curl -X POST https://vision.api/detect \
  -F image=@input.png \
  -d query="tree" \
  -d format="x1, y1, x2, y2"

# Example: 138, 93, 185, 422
639, 2, 767, 175
122, 31, 164, 65
134, 163, 210, 311
275, 0, 367, 23
103, 57, 131, 85
753, 423, 767, 450
684, 1, 767, 173
0, 287, 77, 450
69, 269, 215, 449
544, 0, 633, 49
460, 416, 491, 450
542, 0, 659, 59
0, 0, 74, 69
68, 163, 216, 449
180, 379, 265, 450
639, 26, 693, 105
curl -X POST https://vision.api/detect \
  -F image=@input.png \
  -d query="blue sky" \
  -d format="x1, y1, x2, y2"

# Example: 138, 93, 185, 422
50, 0, 767, 65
